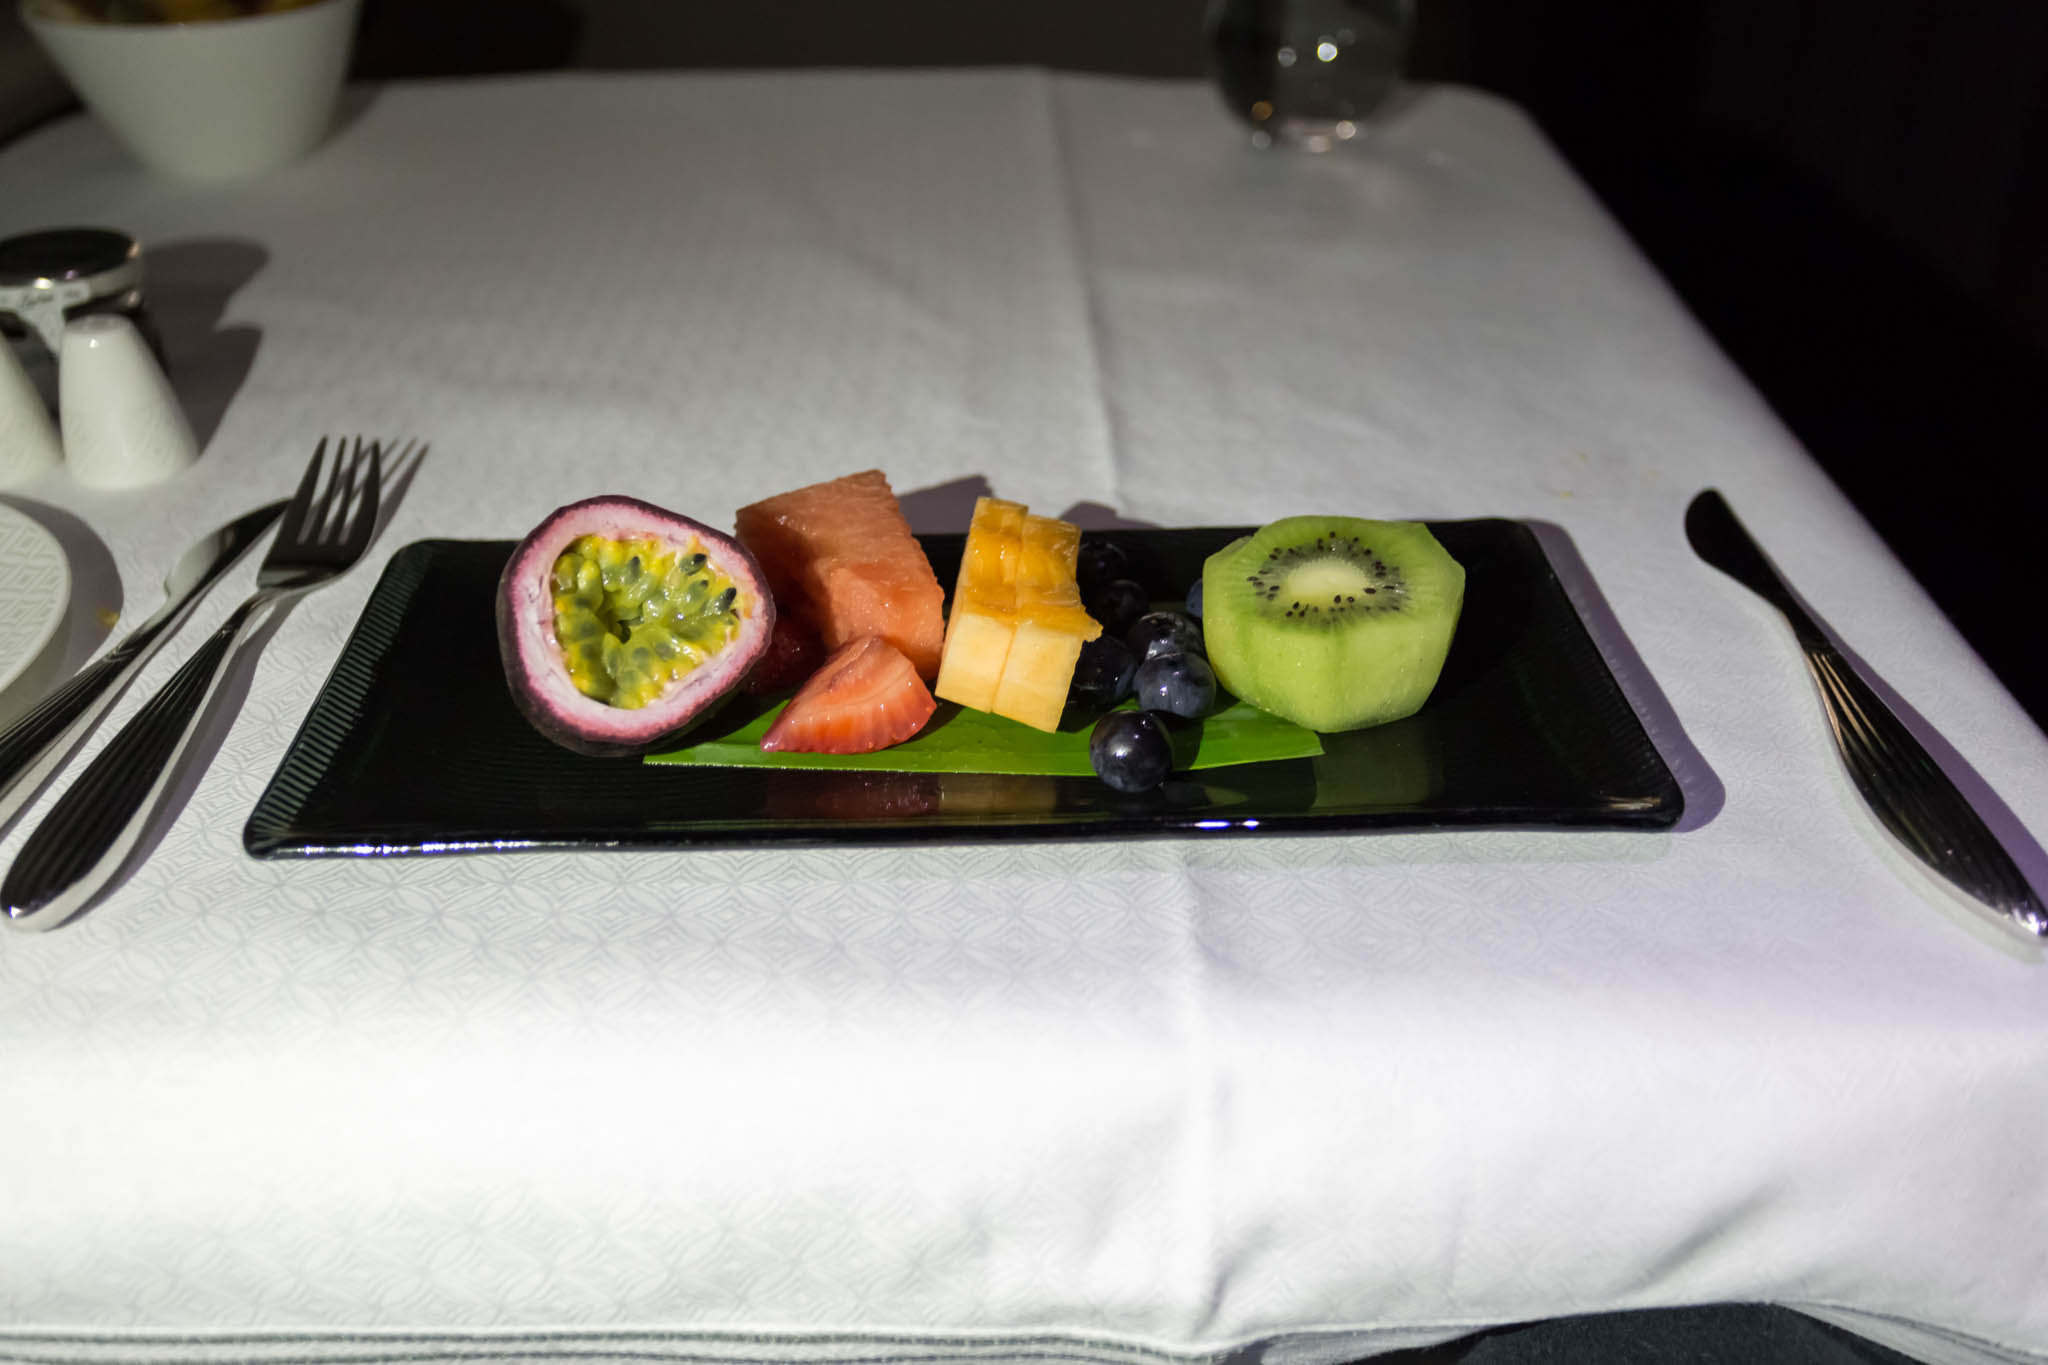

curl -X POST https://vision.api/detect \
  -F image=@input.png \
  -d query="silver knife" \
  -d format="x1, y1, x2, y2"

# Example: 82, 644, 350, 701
1685, 488, 2045, 939
0, 499, 286, 832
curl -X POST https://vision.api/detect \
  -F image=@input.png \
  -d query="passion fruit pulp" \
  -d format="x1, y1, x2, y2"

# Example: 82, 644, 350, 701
496, 495, 775, 757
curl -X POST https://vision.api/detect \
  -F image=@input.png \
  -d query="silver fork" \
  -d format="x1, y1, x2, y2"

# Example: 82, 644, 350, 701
2, 437, 382, 931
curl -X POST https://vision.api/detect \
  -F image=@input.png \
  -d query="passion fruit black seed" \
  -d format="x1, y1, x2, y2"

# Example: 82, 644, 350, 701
551, 533, 749, 708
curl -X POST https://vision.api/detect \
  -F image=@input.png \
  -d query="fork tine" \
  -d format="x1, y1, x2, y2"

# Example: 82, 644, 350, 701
281, 436, 331, 541
311, 437, 358, 542
342, 439, 382, 555
323, 437, 364, 543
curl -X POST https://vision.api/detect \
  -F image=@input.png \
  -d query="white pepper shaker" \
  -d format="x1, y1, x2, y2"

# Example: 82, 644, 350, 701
59, 313, 198, 490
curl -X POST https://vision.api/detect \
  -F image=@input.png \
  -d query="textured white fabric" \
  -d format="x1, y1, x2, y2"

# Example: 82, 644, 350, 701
0, 69, 2044, 1365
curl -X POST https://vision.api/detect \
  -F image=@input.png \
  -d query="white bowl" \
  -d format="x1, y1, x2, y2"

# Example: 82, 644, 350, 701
20, 0, 362, 180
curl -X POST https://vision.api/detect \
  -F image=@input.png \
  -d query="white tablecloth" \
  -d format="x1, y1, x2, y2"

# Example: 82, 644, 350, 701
1, 69, 2044, 1365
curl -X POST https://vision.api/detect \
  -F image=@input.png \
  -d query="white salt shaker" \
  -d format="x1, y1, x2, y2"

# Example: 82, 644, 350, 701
0, 339, 62, 486
58, 312, 197, 489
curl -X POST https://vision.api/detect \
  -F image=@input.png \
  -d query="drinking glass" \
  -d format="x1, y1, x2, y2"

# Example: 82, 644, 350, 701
1205, 0, 1415, 150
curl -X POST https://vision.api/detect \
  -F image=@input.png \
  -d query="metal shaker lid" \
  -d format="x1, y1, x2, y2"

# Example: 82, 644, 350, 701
0, 228, 145, 358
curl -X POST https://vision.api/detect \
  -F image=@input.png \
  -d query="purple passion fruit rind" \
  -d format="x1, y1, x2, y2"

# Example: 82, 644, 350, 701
496, 495, 776, 757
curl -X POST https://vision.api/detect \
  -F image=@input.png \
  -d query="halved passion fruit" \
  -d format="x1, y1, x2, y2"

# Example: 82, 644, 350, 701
496, 495, 775, 756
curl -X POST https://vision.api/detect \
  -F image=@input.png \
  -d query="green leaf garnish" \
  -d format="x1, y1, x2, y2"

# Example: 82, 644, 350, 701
645, 696, 1321, 775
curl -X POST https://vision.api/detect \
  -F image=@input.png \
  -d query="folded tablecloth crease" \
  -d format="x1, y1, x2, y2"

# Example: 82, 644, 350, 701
1, 69, 2043, 1365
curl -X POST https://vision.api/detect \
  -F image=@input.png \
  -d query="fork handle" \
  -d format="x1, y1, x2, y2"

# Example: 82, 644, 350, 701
2, 596, 264, 931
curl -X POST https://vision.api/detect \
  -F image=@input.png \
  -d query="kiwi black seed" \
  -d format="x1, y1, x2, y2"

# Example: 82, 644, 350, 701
1239, 533, 1414, 622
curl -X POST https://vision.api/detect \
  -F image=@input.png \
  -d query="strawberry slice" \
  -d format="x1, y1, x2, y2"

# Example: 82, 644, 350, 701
759, 635, 937, 754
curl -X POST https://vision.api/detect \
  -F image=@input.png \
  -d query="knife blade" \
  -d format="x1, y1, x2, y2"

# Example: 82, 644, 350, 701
1685, 488, 2046, 940
0, 499, 286, 833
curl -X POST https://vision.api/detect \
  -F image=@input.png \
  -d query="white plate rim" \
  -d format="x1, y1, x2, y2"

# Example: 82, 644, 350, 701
0, 501, 72, 711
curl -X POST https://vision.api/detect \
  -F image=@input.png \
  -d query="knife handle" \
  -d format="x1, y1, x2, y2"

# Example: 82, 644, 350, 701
1, 597, 260, 932
0, 625, 173, 832
1800, 637, 2046, 937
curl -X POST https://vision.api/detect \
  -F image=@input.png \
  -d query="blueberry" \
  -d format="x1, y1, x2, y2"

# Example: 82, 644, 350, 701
1089, 711, 1173, 792
1133, 651, 1216, 719
1068, 634, 1137, 709
1087, 578, 1149, 638
1184, 577, 1204, 620
1126, 610, 1204, 662
1076, 538, 1129, 593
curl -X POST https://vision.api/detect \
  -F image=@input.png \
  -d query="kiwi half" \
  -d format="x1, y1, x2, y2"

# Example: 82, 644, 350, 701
1201, 516, 1465, 732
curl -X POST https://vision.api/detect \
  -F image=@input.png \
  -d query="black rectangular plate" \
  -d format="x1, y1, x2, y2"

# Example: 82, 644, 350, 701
244, 521, 1682, 856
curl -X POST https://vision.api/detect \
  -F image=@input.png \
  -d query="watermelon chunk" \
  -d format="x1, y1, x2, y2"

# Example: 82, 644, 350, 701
734, 470, 946, 681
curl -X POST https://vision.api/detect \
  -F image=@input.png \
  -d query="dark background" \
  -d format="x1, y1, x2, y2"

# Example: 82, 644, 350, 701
1448, 2, 2048, 734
